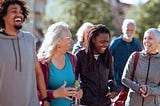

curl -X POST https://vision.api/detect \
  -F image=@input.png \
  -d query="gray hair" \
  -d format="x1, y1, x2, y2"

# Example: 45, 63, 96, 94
38, 22, 70, 59
122, 19, 136, 30
76, 22, 93, 42
144, 28, 160, 41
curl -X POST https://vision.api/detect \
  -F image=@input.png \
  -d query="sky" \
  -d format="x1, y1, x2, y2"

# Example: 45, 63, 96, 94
47, 0, 149, 5
119, 0, 149, 5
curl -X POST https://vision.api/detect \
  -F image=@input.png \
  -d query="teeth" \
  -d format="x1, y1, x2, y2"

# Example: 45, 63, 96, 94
15, 18, 21, 21
101, 48, 106, 50
145, 44, 151, 47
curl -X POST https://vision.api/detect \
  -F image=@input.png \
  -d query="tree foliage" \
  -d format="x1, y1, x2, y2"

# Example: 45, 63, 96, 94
44, 0, 114, 39
66, 0, 114, 34
126, 0, 160, 42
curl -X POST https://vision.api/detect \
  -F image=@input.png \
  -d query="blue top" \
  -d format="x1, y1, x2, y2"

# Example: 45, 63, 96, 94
109, 35, 142, 86
48, 53, 75, 106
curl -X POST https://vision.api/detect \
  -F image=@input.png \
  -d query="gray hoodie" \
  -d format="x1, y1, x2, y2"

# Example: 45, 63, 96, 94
122, 51, 160, 106
0, 30, 40, 106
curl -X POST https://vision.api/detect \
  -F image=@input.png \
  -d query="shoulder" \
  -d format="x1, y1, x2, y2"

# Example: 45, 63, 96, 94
37, 53, 49, 64
133, 38, 141, 44
109, 36, 122, 52
132, 38, 142, 49
38, 58, 47, 64
38, 58, 49, 70
66, 52, 77, 69
66, 52, 77, 61
110, 36, 122, 46
21, 30, 34, 37
20, 30, 36, 41
129, 51, 141, 60
76, 49, 86, 57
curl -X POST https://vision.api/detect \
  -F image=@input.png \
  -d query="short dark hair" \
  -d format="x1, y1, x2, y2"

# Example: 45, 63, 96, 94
0, 0, 29, 28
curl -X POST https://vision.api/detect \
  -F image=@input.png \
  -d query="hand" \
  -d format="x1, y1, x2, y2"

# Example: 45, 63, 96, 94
106, 91, 118, 99
73, 89, 83, 99
140, 85, 147, 97
43, 101, 50, 106
54, 81, 76, 100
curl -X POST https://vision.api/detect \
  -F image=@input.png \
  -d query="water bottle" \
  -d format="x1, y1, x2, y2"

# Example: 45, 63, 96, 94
71, 80, 86, 106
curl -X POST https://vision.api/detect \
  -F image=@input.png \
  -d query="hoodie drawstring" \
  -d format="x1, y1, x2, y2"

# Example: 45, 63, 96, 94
17, 37, 22, 72
11, 39, 17, 70
11, 37, 22, 72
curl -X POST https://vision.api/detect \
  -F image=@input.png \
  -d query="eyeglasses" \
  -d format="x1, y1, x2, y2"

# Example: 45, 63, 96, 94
63, 36, 72, 39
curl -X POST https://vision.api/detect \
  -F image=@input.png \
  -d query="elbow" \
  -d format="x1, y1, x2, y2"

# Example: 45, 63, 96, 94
121, 72, 127, 85
121, 77, 129, 89
121, 77, 126, 85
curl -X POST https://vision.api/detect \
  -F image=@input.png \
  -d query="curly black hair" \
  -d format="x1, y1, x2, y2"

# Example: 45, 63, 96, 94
0, 0, 29, 29
85, 24, 112, 72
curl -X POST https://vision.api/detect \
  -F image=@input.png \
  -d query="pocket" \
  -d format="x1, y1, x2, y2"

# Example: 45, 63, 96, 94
155, 95, 160, 105
81, 87, 94, 103
128, 91, 135, 105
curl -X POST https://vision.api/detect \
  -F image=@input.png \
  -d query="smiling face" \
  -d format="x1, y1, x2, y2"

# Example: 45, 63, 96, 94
57, 29, 73, 53
143, 32, 158, 54
3, 4, 24, 30
122, 23, 136, 40
92, 33, 110, 54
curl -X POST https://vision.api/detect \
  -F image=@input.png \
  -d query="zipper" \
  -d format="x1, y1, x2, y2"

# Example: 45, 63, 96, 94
142, 54, 151, 106
97, 61, 101, 106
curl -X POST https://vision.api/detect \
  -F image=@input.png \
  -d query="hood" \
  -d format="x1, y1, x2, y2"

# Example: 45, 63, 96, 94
0, 30, 24, 72
0, 30, 23, 39
141, 50, 160, 58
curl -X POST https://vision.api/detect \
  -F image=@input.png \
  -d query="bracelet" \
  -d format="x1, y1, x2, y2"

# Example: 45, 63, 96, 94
42, 96, 50, 102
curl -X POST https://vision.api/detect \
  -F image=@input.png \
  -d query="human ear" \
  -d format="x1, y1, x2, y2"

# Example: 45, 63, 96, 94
91, 38, 96, 44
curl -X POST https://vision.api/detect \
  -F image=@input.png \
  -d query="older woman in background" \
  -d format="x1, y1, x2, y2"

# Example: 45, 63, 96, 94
122, 28, 160, 106
72, 22, 94, 54
37, 22, 82, 106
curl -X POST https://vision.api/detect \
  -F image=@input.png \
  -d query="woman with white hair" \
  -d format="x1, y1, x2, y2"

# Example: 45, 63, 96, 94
122, 28, 160, 106
38, 22, 82, 106
72, 22, 93, 54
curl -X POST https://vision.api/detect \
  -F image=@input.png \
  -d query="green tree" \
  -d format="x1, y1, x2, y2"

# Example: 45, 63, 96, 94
66, 0, 114, 34
43, 0, 114, 39
126, 0, 160, 42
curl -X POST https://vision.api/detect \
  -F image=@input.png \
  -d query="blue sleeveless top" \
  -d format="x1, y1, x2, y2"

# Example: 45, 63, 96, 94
48, 53, 75, 106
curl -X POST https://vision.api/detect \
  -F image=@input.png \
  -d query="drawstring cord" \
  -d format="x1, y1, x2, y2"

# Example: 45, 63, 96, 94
11, 37, 22, 72
17, 37, 22, 72
11, 39, 17, 70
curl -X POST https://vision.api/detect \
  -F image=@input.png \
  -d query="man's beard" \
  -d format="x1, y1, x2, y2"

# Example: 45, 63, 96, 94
127, 34, 133, 38
14, 24, 22, 30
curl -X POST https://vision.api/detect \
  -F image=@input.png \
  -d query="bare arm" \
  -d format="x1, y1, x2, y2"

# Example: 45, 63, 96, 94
35, 56, 49, 106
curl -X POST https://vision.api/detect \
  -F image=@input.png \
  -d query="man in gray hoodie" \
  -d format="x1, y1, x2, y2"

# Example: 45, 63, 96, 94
0, 1, 49, 106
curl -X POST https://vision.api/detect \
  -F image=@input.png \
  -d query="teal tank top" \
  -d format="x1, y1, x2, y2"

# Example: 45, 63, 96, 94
48, 53, 75, 106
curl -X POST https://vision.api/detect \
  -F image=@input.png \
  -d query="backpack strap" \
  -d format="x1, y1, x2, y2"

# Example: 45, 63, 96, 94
67, 52, 78, 79
131, 52, 140, 80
